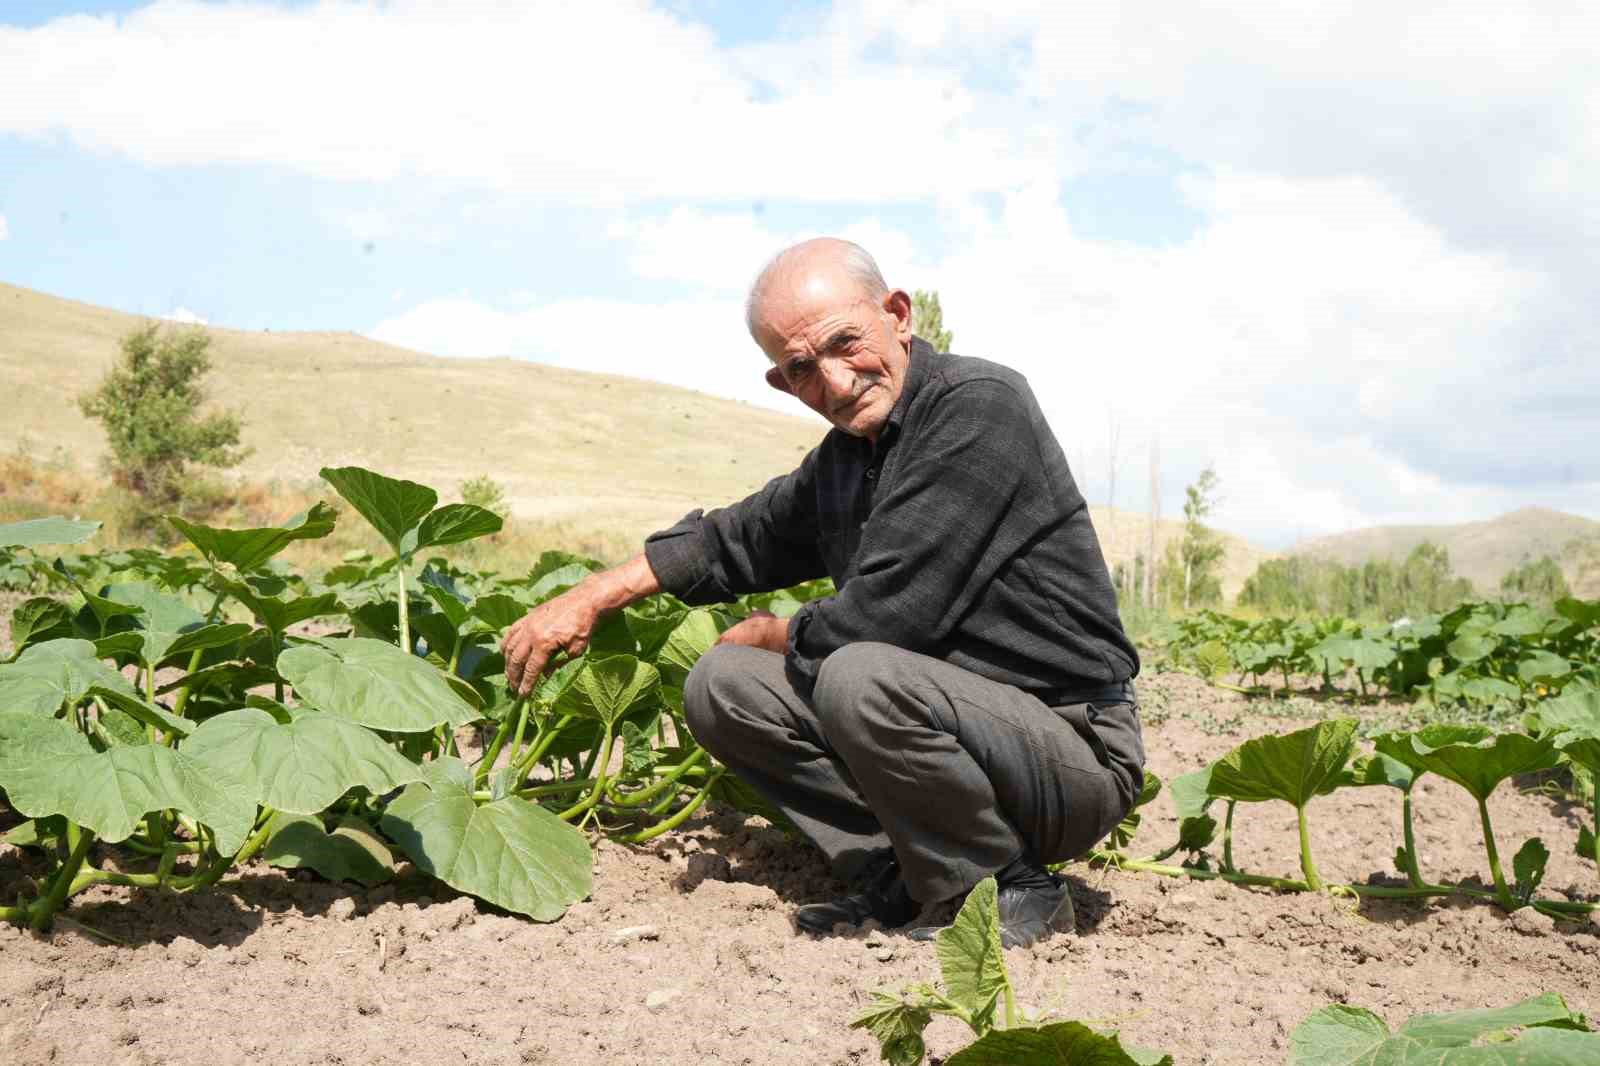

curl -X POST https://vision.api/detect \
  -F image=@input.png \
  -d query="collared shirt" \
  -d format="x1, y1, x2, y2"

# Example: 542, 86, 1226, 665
644, 338, 1140, 699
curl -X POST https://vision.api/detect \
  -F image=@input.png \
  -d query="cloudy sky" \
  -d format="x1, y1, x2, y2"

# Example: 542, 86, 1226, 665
2, 1, 1595, 547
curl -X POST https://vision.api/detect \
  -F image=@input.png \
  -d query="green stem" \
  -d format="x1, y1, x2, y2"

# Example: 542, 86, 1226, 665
1401, 789, 1424, 888
1221, 800, 1237, 874
615, 771, 723, 844
514, 714, 574, 775
1591, 787, 1599, 873
1476, 797, 1515, 910
1296, 804, 1323, 892
396, 563, 411, 654
171, 647, 207, 719
1086, 849, 1311, 892
476, 699, 530, 786
31, 824, 95, 932
559, 725, 615, 821
189, 810, 277, 890
608, 747, 709, 807
273, 628, 285, 703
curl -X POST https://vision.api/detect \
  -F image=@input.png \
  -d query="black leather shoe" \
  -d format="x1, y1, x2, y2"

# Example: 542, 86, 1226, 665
908, 875, 1075, 948
795, 860, 919, 935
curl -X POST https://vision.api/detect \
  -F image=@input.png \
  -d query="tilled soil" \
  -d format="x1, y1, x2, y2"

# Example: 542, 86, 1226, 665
3, 673, 1598, 1066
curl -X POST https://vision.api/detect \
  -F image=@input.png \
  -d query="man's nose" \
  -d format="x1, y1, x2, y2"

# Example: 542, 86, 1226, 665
818, 358, 854, 397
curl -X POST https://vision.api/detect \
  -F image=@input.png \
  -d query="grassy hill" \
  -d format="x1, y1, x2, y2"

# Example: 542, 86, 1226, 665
1, 280, 1274, 589
1291, 506, 1600, 595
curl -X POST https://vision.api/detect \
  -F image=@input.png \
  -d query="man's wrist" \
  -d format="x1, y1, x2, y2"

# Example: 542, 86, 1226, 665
578, 553, 662, 615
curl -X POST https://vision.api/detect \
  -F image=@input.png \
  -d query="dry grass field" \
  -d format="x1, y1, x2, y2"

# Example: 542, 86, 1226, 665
2, 281, 1274, 589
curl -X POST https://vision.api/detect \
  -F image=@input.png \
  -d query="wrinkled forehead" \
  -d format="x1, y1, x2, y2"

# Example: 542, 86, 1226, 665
753, 264, 875, 350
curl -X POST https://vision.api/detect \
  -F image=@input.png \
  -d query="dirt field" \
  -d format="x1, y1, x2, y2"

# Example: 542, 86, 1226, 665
3, 673, 1598, 1066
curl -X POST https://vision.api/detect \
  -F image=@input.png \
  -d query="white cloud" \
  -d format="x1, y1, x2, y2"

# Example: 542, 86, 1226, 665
6, 1, 1595, 542
160, 307, 208, 325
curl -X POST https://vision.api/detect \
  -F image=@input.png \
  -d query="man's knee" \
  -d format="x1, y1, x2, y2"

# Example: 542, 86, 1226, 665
813, 642, 921, 740
682, 643, 745, 745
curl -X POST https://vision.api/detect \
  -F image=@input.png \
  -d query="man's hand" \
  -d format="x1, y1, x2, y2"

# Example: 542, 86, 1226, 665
502, 587, 600, 697
716, 609, 789, 655
502, 553, 663, 697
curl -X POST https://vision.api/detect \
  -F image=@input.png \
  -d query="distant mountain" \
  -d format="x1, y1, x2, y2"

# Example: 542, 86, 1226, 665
0, 281, 823, 550
1290, 507, 1600, 593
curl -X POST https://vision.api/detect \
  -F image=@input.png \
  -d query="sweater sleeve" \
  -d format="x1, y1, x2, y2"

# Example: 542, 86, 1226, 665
785, 377, 1041, 694
644, 446, 828, 605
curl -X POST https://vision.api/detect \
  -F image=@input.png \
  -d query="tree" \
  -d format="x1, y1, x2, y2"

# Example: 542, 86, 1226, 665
1500, 555, 1569, 605
78, 324, 247, 517
1180, 466, 1224, 608
910, 290, 954, 351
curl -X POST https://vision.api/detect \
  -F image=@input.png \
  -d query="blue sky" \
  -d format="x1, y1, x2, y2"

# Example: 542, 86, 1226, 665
2, 2, 1596, 546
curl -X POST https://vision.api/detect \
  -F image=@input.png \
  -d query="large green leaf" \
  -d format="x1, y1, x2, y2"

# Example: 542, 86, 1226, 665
413, 504, 502, 551
655, 609, 721, 688
1289, 993, 1595, 1065
184, 706, 424, 813
1518, 650, 1574, 685
9, 597, 75, 654
379, 782, 591, 920
167, 502, 337, 572
936, 876, 1012, 1031
261, 811, 395, 886
1308, 636, 1396, 675
220, 577, 343, 635
1372, 725, 1558, 802
92, 686, 195, 738
1338, 752, 1416, 792
1526, 687, 1600, 773
0, 638, 133, 714
320, 466, 437, 555
0, 516, 101, 548
551, 654, 660, 726
104, 583, 250, 668
0, 710, 254, 851
947, 1022, 1174, 1066
279, 638, 479, 732
1207, 719, 1359, 808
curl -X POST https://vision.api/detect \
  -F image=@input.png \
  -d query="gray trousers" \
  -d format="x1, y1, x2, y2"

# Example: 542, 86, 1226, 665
683, 641, 1144, 903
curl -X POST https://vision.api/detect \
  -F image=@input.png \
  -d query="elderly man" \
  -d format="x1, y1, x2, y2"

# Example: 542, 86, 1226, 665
503, 238, 1143, 947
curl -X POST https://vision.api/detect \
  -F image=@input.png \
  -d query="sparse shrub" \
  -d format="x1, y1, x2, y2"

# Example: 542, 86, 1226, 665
460, 474, 509, 519
77, 323, 248, 534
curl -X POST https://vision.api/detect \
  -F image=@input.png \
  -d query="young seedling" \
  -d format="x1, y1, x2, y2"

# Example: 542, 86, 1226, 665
1289, 991, 1597, 1064
1373, 725, 1559, 910
851, 877, 1172, 1066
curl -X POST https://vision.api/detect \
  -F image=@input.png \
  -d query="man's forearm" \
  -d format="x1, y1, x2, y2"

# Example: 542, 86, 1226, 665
577, 553, 662, 614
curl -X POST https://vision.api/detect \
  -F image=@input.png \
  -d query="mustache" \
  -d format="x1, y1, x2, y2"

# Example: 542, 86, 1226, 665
832, 374, 883, 413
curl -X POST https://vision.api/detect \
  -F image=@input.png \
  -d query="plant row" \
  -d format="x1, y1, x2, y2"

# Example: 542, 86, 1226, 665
1153, 602, 1600, 707
0, 466, 827, 934
853, 875, 1598, 1065
1089, 690, 1600, 917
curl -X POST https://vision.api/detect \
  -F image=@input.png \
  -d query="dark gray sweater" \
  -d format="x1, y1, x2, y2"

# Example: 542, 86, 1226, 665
644, 338, 1139, 700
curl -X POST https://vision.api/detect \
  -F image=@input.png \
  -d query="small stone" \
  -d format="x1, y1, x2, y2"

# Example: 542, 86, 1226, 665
645, 987, 682, 1011
423, 896, 478, 933
873, 946, 895, 962
679, 852, 732, 890
1509, 907, 1557, 936
608, 924, 661, 945
328, 898, 358, 921
863, 931, 887, 948
166, 936, 204, 967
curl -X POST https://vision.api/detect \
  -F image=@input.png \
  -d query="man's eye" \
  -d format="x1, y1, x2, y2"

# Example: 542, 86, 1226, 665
786, 361, 814, 381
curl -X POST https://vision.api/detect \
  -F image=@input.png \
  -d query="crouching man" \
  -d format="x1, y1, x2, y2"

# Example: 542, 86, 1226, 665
503, 237, 1144, 947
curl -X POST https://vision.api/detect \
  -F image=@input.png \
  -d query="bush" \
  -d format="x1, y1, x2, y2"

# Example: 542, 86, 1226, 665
77, 324, 248, 532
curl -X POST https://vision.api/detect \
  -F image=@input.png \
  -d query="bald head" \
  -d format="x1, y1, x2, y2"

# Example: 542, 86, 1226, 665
742, 237, 914, 444
744, 238, 889, 344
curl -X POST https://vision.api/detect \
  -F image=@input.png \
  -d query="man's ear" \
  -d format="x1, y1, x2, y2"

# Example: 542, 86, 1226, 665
765, 365, 793, 395
883, 289, 913, 345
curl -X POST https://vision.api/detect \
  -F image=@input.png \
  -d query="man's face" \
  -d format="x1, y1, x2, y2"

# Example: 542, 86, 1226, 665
754, 267, 914, 443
